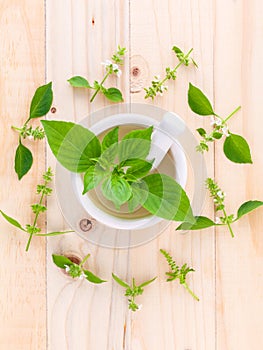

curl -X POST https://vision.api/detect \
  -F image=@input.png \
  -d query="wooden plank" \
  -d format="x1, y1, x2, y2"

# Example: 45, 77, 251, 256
214, 0, 263, 349
130, 1, 216, 349
46, 1, 130, 349
0, 1, 46, 349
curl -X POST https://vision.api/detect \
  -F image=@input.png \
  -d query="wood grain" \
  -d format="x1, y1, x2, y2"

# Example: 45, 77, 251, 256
214, 0, 263, 349
0, 1, 46, 349
129, 1, 215, 349
0, 0, 263, 349
46, 1, 130, 349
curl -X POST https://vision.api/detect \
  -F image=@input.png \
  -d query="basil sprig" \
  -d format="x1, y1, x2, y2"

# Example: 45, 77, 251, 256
42, 121, 195, 223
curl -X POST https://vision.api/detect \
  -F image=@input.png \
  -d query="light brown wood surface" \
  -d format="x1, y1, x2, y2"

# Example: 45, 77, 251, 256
0, 1, 262, 349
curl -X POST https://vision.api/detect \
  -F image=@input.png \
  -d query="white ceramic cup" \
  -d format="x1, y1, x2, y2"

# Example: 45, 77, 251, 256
72, 113, 187, 230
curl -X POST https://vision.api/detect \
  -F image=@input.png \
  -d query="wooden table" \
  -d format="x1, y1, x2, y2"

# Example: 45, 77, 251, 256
1, 1, 263, 349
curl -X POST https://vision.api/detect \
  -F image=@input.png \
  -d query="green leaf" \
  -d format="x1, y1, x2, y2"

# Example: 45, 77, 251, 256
139, 174, 194, 223
0, 210, 26, 231
15, 142, 33, 180
41, 120, 101, 172
172, 46, 183, 55
30, 82, 53, 119
82, 165, 106, 194
196, 128, 206, 137
102, 176, 132, 208
236, 200, 263, 220
67, 76, 91, 88
212, 131, 223, 139
188, 83, 215, 116
176, 216, 215, 230
112, 273, 130, 288
118, 126, 153, 162
223, 133, 252, 164
123, 126, 153, 142
124, 158, 153, 179
103, 87, 123, 102
52, 254, 74, 269
139, 277, 157, 288
84, 270, 106, 284
83, 166, 97, 194
102, 127, 119, 152
127, 182, 146, 212
35, 231, 73, 236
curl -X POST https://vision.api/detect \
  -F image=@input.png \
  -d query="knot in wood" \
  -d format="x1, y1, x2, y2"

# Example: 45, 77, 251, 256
79, 218, 94, 232
132, 66, 140, 77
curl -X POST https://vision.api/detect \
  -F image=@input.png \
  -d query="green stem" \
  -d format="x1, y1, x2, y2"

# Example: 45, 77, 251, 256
223, 105, 241, 123
156, 48, 194, 89
11, 126, 23, 133
79, 253, 91, 267
25, 181, 47, 252
222, 208, 235, 238
183, 282, 199, 301
24, 117, 31, 125
90, 72, 110, 102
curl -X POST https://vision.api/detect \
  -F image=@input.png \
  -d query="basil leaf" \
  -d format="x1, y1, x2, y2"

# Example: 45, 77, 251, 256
102, 176, 132, 208
139, 174, 194, 223
99, 146, 118, 167
41, 120, 101, 172
103, 87, 123, 102
128, 182, 147, 212
188, 83, 215, 116
196, 128, 206, 137
84, 270, 106, 284
15, 143, 33, 180
102, 127, 119, 152
122, 126, 153, 142
82, 165, 106, 194
30, 82, 53, 119
176, 216, 215, 230
124, 158, 153, 179
67, 76, 91, 88
212, 131, 223, 139
119, 126, 153, 162
139, 277, 157, 288
112, 273, 130, 288
0, 210, 26, 231
236, 200, 263, 220
35, 231, 73, 236
52, 254, 74, 269
172, 46, 183, 55
223, 133, 252, 164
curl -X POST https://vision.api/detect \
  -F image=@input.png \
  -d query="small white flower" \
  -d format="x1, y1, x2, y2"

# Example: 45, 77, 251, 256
79, 272, 86, 280
215, 217, 221, 224
137, 304, 143, 311
28, 135, 34, 141
221, 126, 230, 137
210, 117, 222, 126
111, 63, 121, 77
64, 265, 70, 273
116, 69, 122, 78
101, 59, 112, 67
217, 190, 224, 199
160, 85, 168, 92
